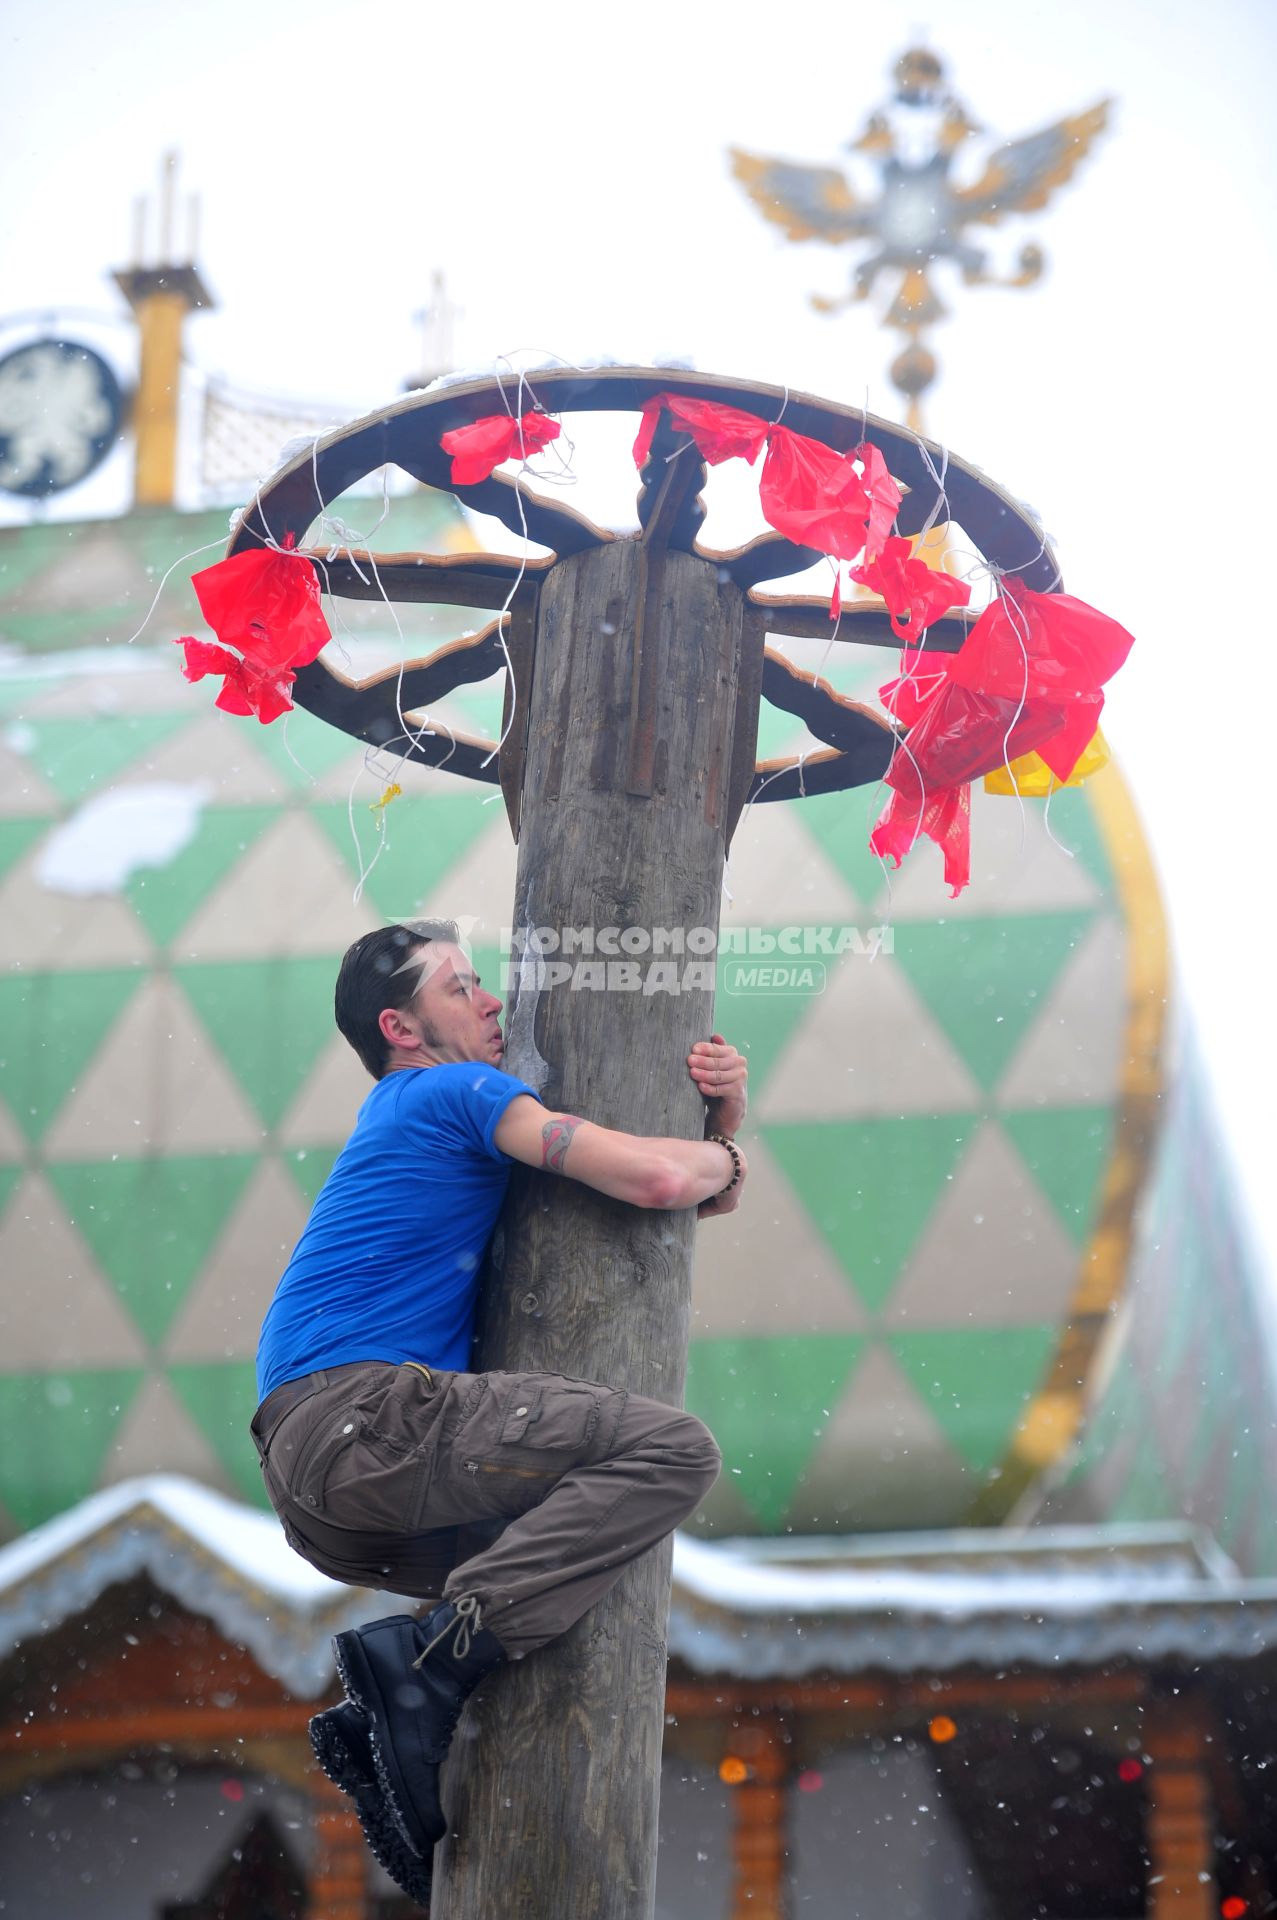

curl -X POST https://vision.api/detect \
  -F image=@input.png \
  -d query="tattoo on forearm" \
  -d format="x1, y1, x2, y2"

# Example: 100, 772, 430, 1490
541, 1116, 584, 1174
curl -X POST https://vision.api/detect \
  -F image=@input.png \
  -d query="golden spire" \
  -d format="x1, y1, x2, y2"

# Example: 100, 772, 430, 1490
113, 152, 215, 508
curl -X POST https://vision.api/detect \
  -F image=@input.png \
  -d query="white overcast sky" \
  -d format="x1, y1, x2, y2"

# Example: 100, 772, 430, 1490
3, 0, 1277, 1269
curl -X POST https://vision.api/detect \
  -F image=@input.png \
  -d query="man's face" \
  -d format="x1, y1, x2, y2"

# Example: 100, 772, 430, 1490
405, 942, 504, 1068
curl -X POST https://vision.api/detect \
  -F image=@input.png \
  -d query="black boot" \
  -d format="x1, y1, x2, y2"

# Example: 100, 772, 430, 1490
332, 1598, 506, 1857
309, 1698, 434, 1907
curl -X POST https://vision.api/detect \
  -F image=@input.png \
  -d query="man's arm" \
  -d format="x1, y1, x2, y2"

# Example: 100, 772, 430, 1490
493, 1097, 744, 1213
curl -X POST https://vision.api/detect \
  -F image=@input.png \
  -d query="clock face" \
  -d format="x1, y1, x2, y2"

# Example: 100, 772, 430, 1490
0, 339, 124, 498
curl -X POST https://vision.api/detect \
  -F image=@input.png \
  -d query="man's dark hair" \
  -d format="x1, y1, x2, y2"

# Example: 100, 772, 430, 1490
334, 919, 461, 1080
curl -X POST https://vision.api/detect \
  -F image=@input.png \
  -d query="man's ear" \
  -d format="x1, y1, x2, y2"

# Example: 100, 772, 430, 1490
378, 1004, 419, 1052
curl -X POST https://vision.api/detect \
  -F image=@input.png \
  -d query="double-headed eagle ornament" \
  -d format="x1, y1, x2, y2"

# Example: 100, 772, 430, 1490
732, 47, 1109, 424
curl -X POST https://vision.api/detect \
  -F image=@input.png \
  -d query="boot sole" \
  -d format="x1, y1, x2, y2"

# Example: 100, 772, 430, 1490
332, 1630, 444, 1858
309, 1710, 434, 1905
309, 1710, 372, 1794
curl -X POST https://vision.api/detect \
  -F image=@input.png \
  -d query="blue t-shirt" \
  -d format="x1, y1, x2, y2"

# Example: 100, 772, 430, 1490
256, 1063, 536, 1399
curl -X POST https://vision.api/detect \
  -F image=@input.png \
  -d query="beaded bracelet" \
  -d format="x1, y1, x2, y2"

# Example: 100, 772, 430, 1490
707, 1133, 743, 1195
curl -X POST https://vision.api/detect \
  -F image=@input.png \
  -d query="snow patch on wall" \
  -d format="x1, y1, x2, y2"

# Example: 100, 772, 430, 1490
36, 781, 212, 895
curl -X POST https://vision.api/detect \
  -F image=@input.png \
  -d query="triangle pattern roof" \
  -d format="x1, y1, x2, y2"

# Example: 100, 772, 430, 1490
684, 1332, 866, 1531
791, 785, 898, 913
47, 1154, 257, 1347
22, 712, 193, 805
887, 1324, 1059, 1476
1001, 1106, 1116, 1250
284, 1142, 342, 1208
762, 1113, 976, 1315
798, 1342, 977, 1531
174, 812, 377, 960
277, 1036, 369, 1148
690, 1134, 868, 1340
164, 1160, 309, 1362
125, 802, 279, 949
756, 947, 982, 1122
0, 737, 62, 814
0, 1368, 145, 1532
996, 915, 1128, 1106
132, 712, 291, 802
415, 815, 519, 931
0, 852, 154, 968
14, 525, 159, 619
884, 1121, 1082, 1329
312, 788, 499, 923
893, 910, 1096, 1092
720, 801, 861, 928
42, 974, 264, 1157
0, 1171, 148, 1369
252, 705, 369, 792
0, 819, 51, 886
710, 956, 820, 1104
0, 967, 145, 1144
166, 1360, 269, 1506
108, 1373, 237, 1492
21, 662, 205, 717
175, 956, 345, 1130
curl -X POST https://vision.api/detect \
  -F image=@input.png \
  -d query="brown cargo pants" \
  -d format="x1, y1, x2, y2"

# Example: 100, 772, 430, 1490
250, 1360, 721, 1657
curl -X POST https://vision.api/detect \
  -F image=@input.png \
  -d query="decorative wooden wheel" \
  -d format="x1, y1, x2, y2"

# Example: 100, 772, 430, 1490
227, 365, 1059, 835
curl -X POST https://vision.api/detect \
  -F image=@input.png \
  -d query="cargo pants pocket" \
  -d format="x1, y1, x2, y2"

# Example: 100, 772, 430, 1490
450, 1372, 614, 1518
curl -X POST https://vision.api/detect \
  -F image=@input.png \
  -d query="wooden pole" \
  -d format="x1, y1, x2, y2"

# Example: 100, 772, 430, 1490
433, 528, 753, 1916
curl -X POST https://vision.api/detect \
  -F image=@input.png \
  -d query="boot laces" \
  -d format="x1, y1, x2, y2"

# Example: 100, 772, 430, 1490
412, 1593, 483, 1669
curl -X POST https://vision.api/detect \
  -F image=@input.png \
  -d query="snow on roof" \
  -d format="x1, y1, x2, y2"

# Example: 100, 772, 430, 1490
670, 1523, 1238, 1616
0, 1476, 385, 1697
669, 1526, 1277, 1678
5, 1477, 1277, 1692
0, 1474, 336, 1604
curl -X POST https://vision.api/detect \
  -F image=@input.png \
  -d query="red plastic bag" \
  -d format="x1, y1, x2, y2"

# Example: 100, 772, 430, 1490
851, 443, 903, 563
886, 679, 1068, 792
853, 535, 970, 643
949, 584, 1134, 705
879, 650, 951, 728
871, 782, 972, 896
176, 637, 297, 723
632, 393, 770, 470
191, 543, 330, 676
440, 411, 561, 486
872, 668, 1069, 896
759, 426, 872, 561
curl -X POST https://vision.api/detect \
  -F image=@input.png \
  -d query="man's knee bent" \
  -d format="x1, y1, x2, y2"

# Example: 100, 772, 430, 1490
651, 1406, 721, 1502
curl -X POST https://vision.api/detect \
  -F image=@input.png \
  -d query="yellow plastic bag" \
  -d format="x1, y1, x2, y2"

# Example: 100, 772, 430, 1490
984, 726, 1109, 797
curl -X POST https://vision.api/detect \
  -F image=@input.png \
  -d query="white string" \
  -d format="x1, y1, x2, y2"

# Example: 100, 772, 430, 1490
987, 569, 1033, 854
739, 743, 814, 831
1041, 780, 1076, 860
813, 557, 845, 683
282, 432, 462, 897
121, 533, 231, 649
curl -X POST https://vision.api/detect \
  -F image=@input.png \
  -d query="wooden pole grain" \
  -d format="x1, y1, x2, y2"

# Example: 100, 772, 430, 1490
432, 533, 755, 1918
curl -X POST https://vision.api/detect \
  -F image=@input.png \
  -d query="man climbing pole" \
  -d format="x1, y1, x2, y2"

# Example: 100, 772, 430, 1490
249, 918, 748, 1899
